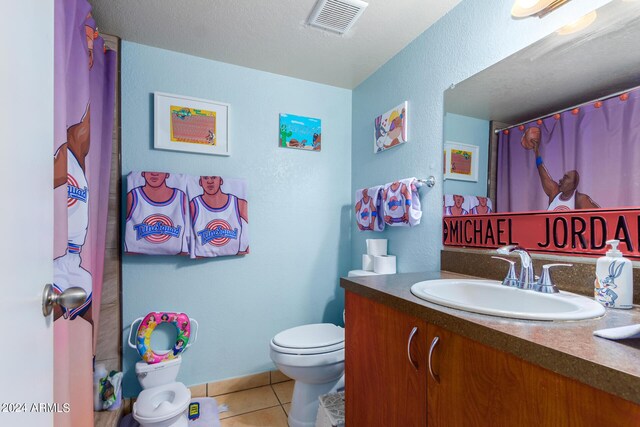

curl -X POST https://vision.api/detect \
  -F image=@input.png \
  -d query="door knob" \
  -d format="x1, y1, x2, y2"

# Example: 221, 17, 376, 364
42, 284, 87, 317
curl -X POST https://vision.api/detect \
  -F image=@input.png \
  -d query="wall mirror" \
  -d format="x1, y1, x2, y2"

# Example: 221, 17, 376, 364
442, 0, 640, 258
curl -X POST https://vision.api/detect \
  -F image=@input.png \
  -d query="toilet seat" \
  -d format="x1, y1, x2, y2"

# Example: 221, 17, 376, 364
133, 382, 190, 424
271, 323, 344, 355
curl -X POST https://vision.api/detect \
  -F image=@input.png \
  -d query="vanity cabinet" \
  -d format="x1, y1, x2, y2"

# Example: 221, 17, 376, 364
345, 291, 427, 427
345, 291, 640, 427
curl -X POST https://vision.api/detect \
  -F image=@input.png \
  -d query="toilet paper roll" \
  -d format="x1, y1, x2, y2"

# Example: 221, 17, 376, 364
366, 239, 388, 256
373, 255, 396, 274
362, 254, 375, 271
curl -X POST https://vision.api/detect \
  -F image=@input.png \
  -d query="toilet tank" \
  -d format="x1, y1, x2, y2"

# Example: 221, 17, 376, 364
135, 357, 182, 389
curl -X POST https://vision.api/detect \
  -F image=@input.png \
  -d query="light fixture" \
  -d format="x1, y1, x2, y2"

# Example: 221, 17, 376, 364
511, 0, 570, 18
556, 10, 597, 35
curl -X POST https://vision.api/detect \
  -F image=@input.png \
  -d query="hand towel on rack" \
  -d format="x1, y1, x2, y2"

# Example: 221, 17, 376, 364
124, 171, 190, 255
186, 175, 249, 258
355, 185, 384, 231
382, 178, 422, 227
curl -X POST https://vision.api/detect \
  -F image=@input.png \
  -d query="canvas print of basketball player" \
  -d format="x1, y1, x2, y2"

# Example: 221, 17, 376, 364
53, 104, 93, 323
355, 188, 377, 231
524, 127, 599, 211
444, 194, 468, 216
470, 196, 492, 214
190, 176, 249, 257
125, 172, 189, 255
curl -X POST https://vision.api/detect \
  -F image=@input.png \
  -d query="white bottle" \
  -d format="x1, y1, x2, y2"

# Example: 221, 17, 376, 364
594, 239, 633, 309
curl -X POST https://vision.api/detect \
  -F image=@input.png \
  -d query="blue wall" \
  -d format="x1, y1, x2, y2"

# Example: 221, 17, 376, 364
350, 0, 610, 273
120, 42, 352, 396
443, 113, 490, 196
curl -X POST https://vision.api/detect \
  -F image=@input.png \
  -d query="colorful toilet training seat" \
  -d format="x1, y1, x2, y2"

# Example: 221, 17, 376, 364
128, 311, 198, 364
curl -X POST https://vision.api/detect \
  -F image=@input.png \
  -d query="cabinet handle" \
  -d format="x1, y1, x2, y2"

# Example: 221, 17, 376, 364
407, 326, 419, 371
428, 336, 440, 383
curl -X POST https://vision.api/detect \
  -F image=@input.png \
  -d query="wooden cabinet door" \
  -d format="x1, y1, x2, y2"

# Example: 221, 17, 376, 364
345, 291, 427, 427
426, 324, 640, 427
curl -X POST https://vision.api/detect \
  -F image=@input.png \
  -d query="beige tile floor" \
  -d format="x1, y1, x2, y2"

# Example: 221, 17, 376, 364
216, 380, 294, 427
123, 371, 294, 426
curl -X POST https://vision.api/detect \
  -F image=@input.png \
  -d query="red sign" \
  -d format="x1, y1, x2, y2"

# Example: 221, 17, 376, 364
443, 208, 640, 260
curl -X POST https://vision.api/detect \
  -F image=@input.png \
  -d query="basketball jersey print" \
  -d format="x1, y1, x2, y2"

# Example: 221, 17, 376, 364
385, 184, 405, 223
356, 197, 375, 230
191, 194, 242, 257
67, 149, 89, 249
548, 191, 575, 211
125, 187, 189, 255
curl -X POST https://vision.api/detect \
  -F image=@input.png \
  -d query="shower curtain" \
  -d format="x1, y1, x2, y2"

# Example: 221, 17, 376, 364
54, 0, 116, 424
496, 88, 640, 213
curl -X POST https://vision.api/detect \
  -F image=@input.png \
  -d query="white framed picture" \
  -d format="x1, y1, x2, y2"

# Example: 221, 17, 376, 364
154, 92, 230, 156
444, 141, 479, 182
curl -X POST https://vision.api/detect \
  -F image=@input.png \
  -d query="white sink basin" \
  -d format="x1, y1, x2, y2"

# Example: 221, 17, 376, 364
410, 279, 605, 321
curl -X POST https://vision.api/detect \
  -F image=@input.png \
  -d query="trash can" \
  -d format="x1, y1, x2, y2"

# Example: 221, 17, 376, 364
315, 391, 345, 427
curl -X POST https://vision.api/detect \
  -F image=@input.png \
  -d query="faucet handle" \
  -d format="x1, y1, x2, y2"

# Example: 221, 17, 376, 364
491, 256, 518, 287
533, 263, 573, 293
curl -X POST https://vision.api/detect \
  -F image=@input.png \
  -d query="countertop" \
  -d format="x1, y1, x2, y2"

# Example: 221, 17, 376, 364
341, 271, 640, 405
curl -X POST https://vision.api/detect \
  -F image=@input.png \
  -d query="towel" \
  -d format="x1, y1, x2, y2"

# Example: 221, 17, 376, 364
355, 185, 384, 232
382, 178, 422, 227
186, 175, 249, 258
124, 172, 190, 255
593, 324, 640, 340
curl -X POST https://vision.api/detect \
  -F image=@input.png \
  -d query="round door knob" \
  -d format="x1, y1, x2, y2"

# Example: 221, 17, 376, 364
42, 284, 87, 317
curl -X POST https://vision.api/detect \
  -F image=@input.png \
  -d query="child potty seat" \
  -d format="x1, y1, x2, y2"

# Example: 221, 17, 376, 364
134, 312, 192, 364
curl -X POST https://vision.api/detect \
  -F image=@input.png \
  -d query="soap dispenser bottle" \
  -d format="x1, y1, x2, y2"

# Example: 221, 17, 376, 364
594, 239, 633, 309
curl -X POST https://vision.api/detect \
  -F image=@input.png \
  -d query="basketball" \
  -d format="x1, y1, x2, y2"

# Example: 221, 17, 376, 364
521, 126, 540, 150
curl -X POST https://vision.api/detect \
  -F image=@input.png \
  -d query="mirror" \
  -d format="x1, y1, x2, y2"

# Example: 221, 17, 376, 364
443, 0, 640, 213
441, 0, 640, 259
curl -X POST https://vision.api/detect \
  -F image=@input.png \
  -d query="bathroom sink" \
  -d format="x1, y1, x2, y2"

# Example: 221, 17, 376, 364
410, 279, 605, 321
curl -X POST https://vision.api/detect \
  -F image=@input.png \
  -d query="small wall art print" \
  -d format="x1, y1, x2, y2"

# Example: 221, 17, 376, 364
444, 141, 479, 182
374, 101, 408, 153
279, 113, 321, 151
154, 92, 230, 156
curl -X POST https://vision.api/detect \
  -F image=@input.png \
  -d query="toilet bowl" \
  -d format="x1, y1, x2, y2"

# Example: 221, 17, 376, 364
133, 357, 191, 427
270, 323, 345, 427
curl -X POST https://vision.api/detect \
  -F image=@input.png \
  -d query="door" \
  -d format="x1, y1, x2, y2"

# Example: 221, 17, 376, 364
0, 1, 54, 426
345, 291, 427, 427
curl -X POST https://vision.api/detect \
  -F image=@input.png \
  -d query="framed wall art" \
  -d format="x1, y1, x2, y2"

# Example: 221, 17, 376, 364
279, 113, 322, 151
444, 141, 479, 182
374, 101, 407, 153
154, 92, 230, 156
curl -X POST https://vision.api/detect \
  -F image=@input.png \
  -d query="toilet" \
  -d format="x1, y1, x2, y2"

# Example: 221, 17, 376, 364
132, 357, 191, 427
270, 323, 345, 427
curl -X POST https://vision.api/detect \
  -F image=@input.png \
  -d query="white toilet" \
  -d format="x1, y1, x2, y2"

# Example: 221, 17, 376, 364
270, 323, 345, 427
132, 357, 191, 427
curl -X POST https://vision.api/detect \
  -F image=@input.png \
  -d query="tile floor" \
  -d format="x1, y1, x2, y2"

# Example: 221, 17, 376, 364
123, 371, 294, 426
216, 380, 294, 427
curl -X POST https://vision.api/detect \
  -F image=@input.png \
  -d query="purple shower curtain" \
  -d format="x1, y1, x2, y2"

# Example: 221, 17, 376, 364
497, 88, 640, 213
54, 0, 116, 423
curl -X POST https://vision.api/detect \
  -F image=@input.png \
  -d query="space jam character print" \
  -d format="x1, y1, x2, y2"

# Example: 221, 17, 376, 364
125, 172, 189, 255
190, 176, 249, 257
594, 261, 624, 307
524, 126, 599, 211
383, 181, 412, 224
53, 104, 93, 322
355, 188, 377, 231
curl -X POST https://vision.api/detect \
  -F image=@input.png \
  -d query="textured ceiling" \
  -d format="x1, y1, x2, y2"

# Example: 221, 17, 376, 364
445, 0, 640, 125
90, 0, 461, 89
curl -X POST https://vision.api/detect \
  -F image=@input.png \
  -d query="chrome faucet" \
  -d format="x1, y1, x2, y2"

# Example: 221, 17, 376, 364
496, 245, 535, 290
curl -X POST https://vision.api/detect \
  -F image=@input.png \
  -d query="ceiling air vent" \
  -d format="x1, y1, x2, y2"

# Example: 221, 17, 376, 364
307, 0, 369, 35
